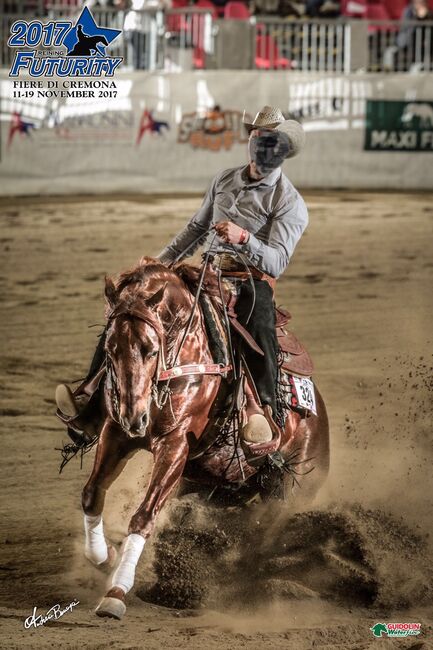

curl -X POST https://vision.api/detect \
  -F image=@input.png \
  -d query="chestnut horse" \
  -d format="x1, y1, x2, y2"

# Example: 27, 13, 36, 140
81, 258, 329, 619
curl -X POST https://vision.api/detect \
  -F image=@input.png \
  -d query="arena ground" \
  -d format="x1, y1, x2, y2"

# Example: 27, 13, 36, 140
0, 190, 432, 649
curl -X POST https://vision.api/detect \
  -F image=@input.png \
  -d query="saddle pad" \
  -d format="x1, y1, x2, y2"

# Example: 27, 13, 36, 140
277, 328, 314, 377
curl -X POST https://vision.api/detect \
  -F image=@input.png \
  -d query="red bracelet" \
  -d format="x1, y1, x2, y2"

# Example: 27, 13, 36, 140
239, 229, 249, 245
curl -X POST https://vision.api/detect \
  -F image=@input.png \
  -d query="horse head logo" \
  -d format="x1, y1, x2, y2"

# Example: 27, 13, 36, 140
64, 7, 121, 57
370, 623, 388, 638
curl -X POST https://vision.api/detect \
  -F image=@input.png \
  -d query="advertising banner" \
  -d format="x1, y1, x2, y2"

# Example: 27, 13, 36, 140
365, 100, 433, 152
0, 7, 432, 193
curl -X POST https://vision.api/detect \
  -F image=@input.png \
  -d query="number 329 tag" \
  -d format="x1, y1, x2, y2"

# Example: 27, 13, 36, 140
292, 376, 317, 415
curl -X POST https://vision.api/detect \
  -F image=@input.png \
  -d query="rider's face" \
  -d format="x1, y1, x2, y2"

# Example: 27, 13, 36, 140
248, 128, 273, 178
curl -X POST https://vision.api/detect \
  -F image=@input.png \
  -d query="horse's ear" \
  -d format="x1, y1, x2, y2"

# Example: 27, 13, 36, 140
104, 276, 118, 307
146, 282, 167, 310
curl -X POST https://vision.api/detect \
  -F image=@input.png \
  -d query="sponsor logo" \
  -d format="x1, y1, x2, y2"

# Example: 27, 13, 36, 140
365, 100, 433, 152
370, 622, 422, 638
178, 105, 251, 151
8, 111, 37, 148
136, 109, 170, 145
8, 7, 122, 78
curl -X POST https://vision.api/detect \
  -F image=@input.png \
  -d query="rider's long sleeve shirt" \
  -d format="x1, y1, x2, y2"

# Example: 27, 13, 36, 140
157, 164, 309, 279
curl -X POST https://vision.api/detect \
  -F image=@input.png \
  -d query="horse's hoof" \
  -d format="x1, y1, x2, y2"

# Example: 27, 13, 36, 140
95, 596, 126, 619
95, 588, 126, 620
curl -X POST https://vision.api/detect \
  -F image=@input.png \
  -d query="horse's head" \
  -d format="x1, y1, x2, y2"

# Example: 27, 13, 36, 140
104, 273, 166, 438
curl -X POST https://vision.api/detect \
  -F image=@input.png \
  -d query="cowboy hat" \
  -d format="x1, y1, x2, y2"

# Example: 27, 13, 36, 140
276, 119, 306, 159
243, 105, 305, 159
242, 105, 285, 130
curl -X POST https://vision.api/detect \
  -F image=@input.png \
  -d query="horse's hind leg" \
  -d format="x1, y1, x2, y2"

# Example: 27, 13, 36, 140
82, 420, 134, 568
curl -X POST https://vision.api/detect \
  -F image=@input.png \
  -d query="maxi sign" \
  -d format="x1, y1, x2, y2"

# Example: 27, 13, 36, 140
365, 100, 433, 152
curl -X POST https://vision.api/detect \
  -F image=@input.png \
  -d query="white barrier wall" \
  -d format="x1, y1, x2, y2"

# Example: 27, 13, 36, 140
0, 71, 432, 195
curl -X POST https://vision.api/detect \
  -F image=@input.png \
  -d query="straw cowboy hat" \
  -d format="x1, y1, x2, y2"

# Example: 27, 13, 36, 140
243, 105, 305, 159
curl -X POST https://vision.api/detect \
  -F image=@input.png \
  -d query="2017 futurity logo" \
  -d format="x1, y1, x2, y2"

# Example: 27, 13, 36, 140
8, 7, 122, 78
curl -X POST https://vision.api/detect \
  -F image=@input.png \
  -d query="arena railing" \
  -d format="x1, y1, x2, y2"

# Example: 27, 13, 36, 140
367, 19, 433, 72
252, 17, 351, 72
1, 7, 433, 74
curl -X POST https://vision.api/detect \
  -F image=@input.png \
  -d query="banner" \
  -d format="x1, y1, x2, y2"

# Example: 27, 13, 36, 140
365, 100, 433, 152
1, 71, 433, 194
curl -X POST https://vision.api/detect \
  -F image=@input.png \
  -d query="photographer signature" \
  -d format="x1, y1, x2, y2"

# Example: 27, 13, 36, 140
24, 599, 79, 629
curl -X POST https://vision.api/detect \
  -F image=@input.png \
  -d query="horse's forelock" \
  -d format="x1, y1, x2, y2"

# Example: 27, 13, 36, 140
115, 257, 178, 295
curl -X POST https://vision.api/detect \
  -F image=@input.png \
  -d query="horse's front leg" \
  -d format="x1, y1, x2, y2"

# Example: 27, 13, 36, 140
95, 428, 188, 619
82, 419, 134, 569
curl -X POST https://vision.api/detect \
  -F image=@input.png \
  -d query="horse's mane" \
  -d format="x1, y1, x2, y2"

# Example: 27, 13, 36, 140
104, 257, 200, 323
114, 256, 179, 294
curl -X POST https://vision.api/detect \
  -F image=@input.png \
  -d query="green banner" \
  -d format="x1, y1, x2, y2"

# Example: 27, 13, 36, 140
365, 100, 433, 152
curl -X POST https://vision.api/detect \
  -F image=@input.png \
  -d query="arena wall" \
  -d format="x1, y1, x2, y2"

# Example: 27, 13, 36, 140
0, 71, 432, 194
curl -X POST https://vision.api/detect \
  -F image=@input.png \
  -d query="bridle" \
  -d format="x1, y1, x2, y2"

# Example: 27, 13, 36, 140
104, 289, 231, 432
103, 224, 258, 433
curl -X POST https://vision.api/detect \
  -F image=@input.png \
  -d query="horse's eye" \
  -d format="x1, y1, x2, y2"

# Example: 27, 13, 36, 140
147, 350, 158, 358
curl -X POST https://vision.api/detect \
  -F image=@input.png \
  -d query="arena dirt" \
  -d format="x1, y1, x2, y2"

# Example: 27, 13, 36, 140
0, 191, 432, 649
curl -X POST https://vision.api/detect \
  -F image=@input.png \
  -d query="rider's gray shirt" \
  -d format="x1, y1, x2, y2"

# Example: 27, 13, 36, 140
157, 165, 308, 278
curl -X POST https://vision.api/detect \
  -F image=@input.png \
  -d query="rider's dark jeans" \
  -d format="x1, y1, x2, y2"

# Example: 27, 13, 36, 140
234, 279, 278, 415
86, 329, 107, 380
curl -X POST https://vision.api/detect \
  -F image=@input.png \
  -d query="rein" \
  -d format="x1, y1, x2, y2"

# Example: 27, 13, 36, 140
104, 247, 233, 424
105, 225, 257, 438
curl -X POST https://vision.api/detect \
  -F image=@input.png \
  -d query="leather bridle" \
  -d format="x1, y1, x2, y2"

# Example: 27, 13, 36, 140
105, 295, 232, 429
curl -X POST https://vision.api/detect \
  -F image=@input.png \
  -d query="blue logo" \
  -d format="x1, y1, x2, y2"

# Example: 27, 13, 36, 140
63, 8, 121, 57
8, 8, 122, 77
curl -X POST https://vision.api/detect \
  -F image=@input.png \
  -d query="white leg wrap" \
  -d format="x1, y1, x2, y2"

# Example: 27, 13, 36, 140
110, 534, 145, 594
84, 514, 108, 565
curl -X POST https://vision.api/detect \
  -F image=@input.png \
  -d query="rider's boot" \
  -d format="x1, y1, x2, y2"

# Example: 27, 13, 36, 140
55, 368, 105, 445
242, 380, 273, 443
241, 382, 282, 466
55, 383, 89, 419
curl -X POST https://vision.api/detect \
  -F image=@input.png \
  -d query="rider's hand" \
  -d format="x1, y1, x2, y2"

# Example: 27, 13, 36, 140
214, 221, 250, 245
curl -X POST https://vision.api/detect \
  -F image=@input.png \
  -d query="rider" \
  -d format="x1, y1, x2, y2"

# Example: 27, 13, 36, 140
156, 106, 307, 441
55, 105, 307, 446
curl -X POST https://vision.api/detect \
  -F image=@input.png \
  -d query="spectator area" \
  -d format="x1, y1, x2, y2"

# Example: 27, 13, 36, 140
2, 0, 433, 73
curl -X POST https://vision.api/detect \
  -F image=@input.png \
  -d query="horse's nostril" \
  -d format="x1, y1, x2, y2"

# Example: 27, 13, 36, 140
129, 413, 147, 435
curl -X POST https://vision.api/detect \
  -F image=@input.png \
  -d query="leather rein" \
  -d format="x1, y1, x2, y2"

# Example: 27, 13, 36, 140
105, 225, 256, 425
105, 268, 232, 427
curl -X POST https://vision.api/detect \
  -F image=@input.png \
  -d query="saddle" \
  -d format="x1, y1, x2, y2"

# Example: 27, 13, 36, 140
57, 261, 314, 468
175, 262, 314, 378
